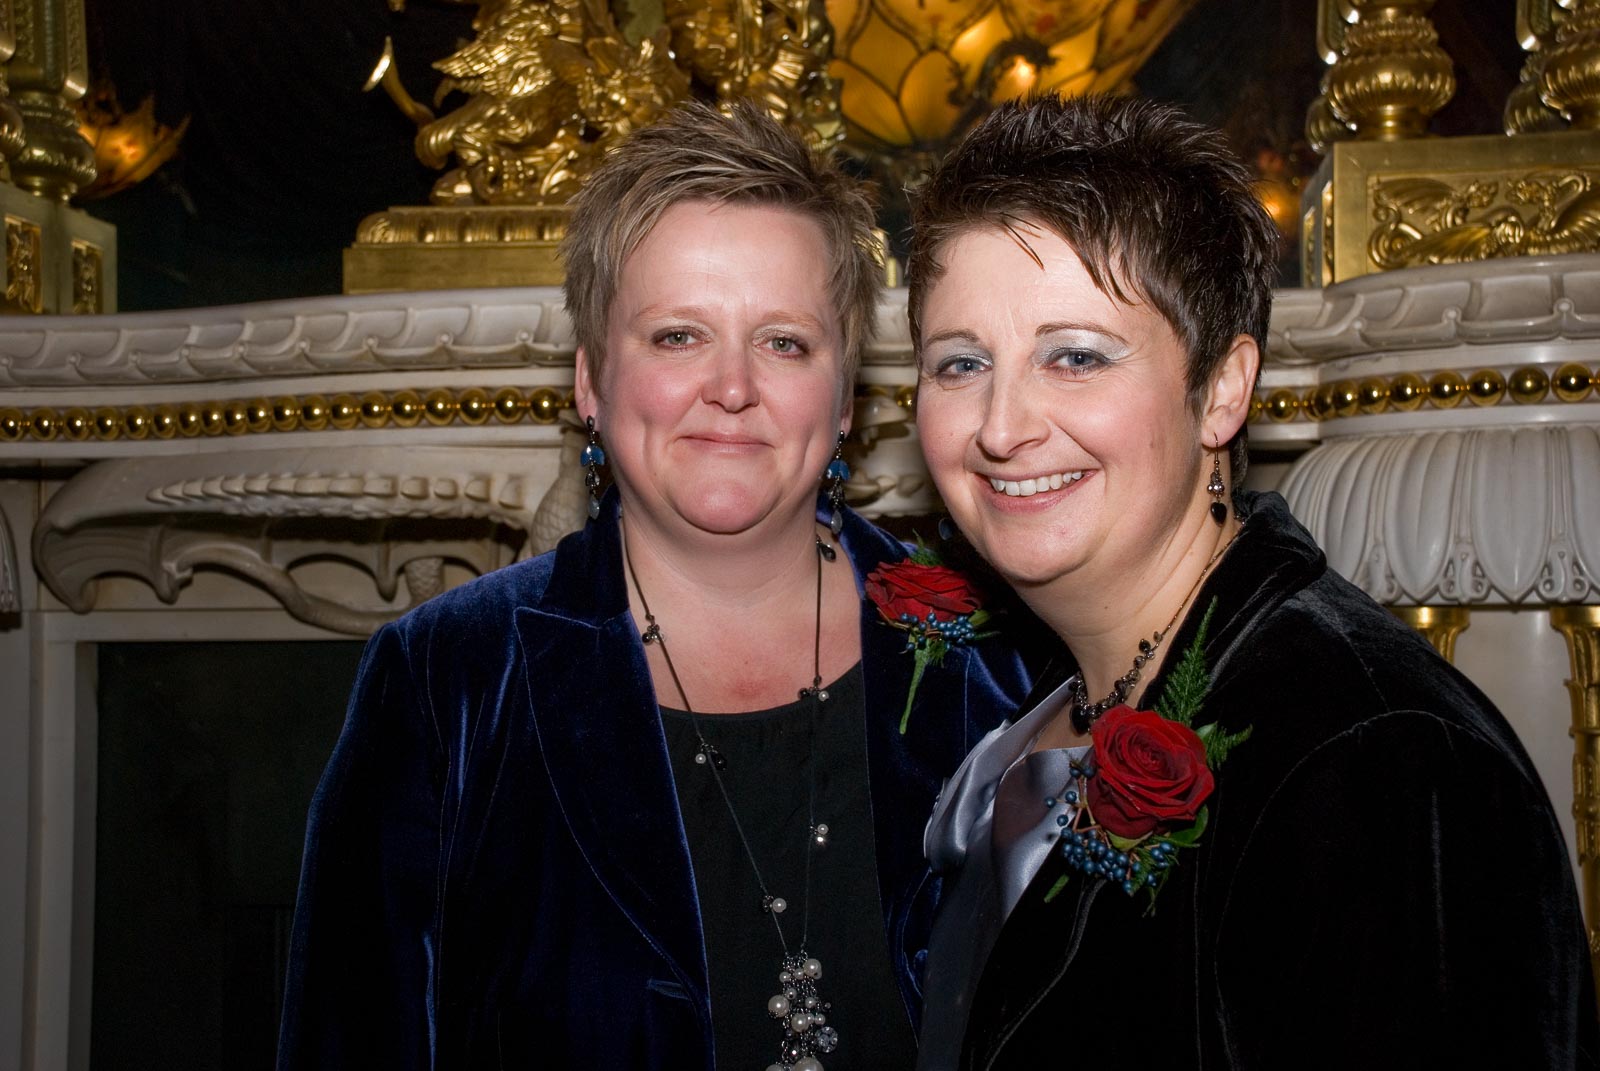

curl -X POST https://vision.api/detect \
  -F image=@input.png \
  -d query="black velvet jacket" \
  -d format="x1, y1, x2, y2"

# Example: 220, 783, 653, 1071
958, 493, 1598, 1070
276, 495, 1041, 1070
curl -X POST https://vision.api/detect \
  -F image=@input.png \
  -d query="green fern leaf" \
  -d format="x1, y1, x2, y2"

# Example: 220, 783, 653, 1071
1156, 597, 1217, 726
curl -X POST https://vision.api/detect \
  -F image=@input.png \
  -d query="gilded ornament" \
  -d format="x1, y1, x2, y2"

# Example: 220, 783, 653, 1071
3, 216, 40, 314
59, 407, 89, 441
895, 386, 916, 414
199, 404, 226, 437
360, 392, 392, 428
244, 400, 272, 435
1248, 395, 1263, 422
529, 387, 562, 423
1551, 606, 1600, 989
391, 390, 425, 428
0, 407, 20, 442
1555, 362, 1594, 402
1264, 389, 1298, 422
423, 389, 459, 426
1331, 379, 1360, 419
28, 407, 56, 440
1540, 3, 1600, 130
1466, 368, 1506, 407
1357, 377, 1389, 414
298, 396, 330, 433
457, 387, 492, 426
493, 386, 528, 423
1428, 370, 1465, 408
1389, 372, 1426, 411
1390, 605, 1470, 663
150, 405, 178, 439
221, 402, 249, 436
1322, 0, 1455, 142
1509, 365, 1551, 404
270, 397, 300, 433
122, 406, 151, 440
175, 404, 203, 438
1370, 169, 1600, 271
1301, 387, 1324, 421
328, 394, 361, 431
93, 406, 119, 440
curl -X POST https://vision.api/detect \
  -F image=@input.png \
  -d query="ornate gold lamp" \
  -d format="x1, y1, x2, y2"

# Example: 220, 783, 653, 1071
823, 0, 1196, 179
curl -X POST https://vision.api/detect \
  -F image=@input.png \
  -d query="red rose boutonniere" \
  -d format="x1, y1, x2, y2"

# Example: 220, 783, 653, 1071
865, 547, 992, 735
1045, 599, 1252, 911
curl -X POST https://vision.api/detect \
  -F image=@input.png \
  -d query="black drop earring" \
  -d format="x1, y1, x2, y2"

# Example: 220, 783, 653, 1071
582, 416, 606, 521
1207, 445, 1227, 526
824, 430, 849, 535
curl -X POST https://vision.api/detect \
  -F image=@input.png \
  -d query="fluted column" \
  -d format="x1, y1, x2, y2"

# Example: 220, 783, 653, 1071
1542, 0, 1600, 130
1507, 0, 1568, 134
1390, 606, 1471, 663
1323, 0, 1455, 141
4, 0, 93, 200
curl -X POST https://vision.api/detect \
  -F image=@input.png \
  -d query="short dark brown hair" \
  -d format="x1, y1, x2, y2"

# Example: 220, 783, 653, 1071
906, 95, 1278, 476
562, 101, 882, 397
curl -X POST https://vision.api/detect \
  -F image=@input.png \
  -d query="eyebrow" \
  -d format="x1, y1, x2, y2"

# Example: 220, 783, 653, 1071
921, 328, 982, 348
1036, 320, 1130, 346
632, 305, 830, 334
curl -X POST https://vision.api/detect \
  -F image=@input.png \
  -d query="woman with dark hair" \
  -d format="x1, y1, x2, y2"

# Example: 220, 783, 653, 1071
277, 102, 1040, 1071
908, 94, 1597, 1069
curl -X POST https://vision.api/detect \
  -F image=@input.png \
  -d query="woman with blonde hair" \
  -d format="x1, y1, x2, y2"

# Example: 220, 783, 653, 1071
277, 101, 1041, 1071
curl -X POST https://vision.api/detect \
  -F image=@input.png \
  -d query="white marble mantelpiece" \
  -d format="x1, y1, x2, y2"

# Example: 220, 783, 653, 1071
3, 259, 1600, 1069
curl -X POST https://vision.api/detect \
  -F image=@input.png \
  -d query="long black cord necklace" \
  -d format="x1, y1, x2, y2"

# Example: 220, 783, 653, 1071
624, 527, 841, 1071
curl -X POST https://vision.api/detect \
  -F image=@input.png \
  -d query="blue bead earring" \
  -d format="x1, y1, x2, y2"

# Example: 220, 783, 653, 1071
824, 430, 849, 535
582, 416, 606, 521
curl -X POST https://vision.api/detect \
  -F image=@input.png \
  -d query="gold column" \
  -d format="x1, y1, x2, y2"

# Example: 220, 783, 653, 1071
1322, 0, 1455, 142
1305, 0, 1354, 154
4, 0, 93, 200
0, 0, 27, 174
1543, 0, 1600, 130
1553, 606, 1600, 982
1390, 605, 1471, 662
1507, 0, 1568, 134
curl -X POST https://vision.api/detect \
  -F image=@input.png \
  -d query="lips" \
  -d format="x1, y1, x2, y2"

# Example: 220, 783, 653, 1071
987, 471, 1084, 497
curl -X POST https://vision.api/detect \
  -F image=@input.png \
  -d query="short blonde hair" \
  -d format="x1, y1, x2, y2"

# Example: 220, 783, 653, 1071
561, 101, 881, 396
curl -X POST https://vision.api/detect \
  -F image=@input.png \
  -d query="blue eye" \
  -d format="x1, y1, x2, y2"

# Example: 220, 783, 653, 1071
770, 336, 803, 354
657, 330, 693, 347
934, 355, 988, 378
1051, 348, 1107, 372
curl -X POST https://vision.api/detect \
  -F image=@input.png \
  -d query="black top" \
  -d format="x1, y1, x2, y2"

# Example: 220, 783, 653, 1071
957, 492, 1599, 1069
662, 662, 917, 1071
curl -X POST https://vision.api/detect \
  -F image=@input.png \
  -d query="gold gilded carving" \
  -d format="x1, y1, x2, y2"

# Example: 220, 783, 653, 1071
70, 238, 99, 313
1551, 606, 1600, 992
1507, 0, 1567, 135
1542, 0, 1600, 130
1368, 169, 1600, 270
5, 0, 95, 198
354, 204, 571, 244
1322, 0, 1455, 142
1305, 0, 1354, 154
416, 0, 689, 205
2, 213, 40, 313
1390, 605, 1469, 663
1248, 364, 1599, 425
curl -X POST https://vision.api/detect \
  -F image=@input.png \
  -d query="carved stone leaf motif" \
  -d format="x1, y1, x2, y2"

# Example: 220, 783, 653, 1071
1282, 426, 1600, 606
33, 447, 576, 634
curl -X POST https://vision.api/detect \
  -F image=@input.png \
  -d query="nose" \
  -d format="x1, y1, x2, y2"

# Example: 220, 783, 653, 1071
974, 367, 1048, 460
702, 344, 759, 412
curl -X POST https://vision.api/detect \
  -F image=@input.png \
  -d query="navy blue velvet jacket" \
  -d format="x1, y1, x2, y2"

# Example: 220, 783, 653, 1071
277, 497, 1039, 1070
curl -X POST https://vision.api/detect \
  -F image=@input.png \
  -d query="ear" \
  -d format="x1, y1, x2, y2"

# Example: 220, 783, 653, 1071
1201, 333, 1260, 449
574, 346, 599, 423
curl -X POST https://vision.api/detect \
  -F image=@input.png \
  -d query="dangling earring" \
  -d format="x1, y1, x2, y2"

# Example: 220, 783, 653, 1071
824, 430, 849, 536
1206, 439, 1227, 526
582, 416, 606, 521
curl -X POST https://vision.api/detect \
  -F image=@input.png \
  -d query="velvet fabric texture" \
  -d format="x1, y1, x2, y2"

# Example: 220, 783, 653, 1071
276, 493, 1040, 1070
956, 492, 1599, 1070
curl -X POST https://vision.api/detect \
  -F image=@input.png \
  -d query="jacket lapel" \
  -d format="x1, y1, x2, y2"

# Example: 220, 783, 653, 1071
513, 495, 708, 1007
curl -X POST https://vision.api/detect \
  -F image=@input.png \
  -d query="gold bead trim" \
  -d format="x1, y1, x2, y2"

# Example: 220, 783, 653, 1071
0, 383, 922, 445
1249, 363, 1597, 424
0, 386, 576, 444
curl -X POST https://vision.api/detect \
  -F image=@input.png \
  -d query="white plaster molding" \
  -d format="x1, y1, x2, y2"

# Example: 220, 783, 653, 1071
1268, 253, 1600, 364
1279, 425, 1600, 605
0, 288, 576, 387
32, 444, 586, 633
0, 499, 16, 613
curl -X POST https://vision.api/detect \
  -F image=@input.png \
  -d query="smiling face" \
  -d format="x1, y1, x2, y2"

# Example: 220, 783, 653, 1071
575, 200, 848, 541
916, 223, 1224, 593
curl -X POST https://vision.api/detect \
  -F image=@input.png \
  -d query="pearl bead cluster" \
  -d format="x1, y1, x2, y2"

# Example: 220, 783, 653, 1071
764, 953, 838, 1071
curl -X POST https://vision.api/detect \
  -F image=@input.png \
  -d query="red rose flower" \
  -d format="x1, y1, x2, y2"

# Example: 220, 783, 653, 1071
865, 561, 981, 623
1087, 705, 1214, 839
